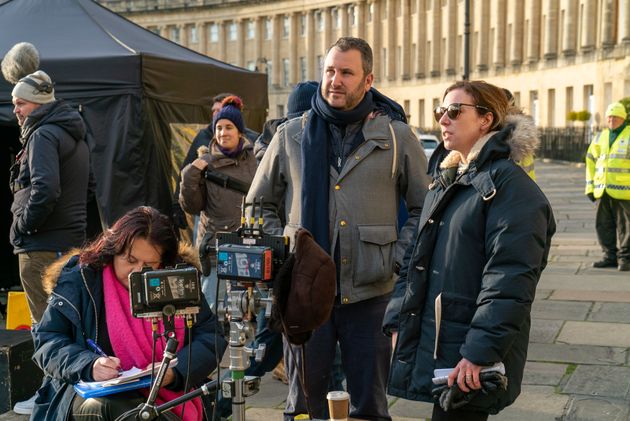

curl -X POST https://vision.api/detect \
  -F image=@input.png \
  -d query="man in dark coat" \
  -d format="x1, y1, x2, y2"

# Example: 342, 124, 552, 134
10, 69, 90, 325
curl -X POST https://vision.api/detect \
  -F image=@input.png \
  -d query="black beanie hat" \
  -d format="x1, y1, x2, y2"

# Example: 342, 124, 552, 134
213, 95, 245, 133
286, 81, 318, 119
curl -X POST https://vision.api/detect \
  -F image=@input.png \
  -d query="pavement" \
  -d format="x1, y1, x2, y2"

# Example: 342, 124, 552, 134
2, 159, 630, 420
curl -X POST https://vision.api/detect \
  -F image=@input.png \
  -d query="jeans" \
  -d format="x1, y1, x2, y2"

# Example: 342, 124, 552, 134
283, 294, 392, 421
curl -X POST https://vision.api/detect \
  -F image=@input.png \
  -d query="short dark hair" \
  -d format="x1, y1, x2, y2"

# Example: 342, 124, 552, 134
80, 206, 179, 270
328, 37, 373, 76
212, 93, 234, 104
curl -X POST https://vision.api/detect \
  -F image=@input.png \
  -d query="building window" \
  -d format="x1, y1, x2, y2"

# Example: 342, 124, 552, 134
283, 15, 290, 38
190, 25, 198, 43
300, 13, 306, 36
267, 61, 272, 86
300, 56, 307, 81
210, 23, 218, 43
150, 27, 160, 36
547, 89, 555, 127
382, 47, 387, 78
277, 104, 285, 118
228, 22, 237, 41
265, 18, 272, 40
368, 2, 373, 22
349, 5, 356, 26
530, 90, 539, 126
418, 99, 425, 128
565, 87, 573, 124
247, 61, 256, 71
247, 20, 255, 39
317, 54, 324, 77
170, 26, 180, 43
316, 11, 323, 32
282, 58, 290, 86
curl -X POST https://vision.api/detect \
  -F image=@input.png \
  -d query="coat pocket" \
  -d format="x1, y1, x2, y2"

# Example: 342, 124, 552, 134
353, 224, 398, 286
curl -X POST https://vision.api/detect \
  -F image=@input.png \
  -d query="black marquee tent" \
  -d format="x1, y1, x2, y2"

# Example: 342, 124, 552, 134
0, 0, 268, 228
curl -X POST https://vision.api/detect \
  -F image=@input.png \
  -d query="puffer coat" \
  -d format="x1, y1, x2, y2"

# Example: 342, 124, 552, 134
382, 114, 556, 414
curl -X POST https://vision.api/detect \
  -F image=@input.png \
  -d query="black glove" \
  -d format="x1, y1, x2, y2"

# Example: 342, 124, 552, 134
171, 202, 188, 229
198, 233, 214, 277
432, 372, 508, 412
587, 193, 596, 203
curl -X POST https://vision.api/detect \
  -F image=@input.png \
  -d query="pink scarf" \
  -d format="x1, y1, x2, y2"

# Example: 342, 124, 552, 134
103, 265, 202, 421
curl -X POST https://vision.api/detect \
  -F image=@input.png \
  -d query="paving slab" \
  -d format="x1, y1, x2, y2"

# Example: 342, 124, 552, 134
247, 373, 287, 408
388, 396, 433, 420
529, 318, 563, 343
557, 321, 630, 347
491, 385, 569, 421
562, 365, 630, 399
531, 300, 591, 320
587, 302, 630, 323
527, 343, 626, 365
522, 361, 568, 386
538, 274, 630, 291
563, 397, 630, 421
550, 290, 630, 303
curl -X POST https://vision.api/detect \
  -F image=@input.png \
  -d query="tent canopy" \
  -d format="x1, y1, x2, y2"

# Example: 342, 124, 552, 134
0, 0, 268, 225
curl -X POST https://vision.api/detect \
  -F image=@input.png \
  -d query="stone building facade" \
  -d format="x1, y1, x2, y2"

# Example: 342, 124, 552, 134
100, 0, 630, 128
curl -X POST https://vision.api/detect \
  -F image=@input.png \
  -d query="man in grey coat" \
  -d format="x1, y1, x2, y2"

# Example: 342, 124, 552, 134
246, 37, 430, 420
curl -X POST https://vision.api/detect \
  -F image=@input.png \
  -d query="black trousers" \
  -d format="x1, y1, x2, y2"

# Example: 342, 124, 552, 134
596, 193, 630, 262
431, 404, 489, 421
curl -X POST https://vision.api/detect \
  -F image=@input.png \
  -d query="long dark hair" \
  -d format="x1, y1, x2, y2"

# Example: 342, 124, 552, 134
443, 80, 510, 131
80, 206, 178, 270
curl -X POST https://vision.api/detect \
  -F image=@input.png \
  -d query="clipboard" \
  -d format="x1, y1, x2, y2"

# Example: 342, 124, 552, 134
74, 376, 153, 398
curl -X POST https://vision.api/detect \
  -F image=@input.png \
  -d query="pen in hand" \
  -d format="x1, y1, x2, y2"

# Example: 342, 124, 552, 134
87, 339, 123, 374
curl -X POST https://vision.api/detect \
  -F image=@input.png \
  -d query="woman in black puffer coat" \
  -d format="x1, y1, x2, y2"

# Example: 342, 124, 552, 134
383, 81, 556, 421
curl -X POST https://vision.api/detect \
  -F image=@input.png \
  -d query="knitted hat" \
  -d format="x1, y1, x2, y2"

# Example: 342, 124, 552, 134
212, 95, 245, 133
605, 102, 627, 120
286, 81, 318, 119
11, 70, 55, 104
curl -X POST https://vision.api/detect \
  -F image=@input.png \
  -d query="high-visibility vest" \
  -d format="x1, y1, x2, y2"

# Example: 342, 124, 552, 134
585, 126, 630, 200
517, 154, 536, 181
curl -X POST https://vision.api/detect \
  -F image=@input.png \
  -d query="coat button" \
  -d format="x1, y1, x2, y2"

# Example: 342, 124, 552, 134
415, 265, 425, 271
342, 297, 349, 304
58, 302, 63, 306
428, 219, 434, 224
340, 220, 347, 227
341, 257, 349, 264
335, 184, 341, 190
355, 155, 361, 160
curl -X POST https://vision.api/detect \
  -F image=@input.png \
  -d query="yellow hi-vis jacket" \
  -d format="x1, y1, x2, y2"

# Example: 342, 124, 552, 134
585, 126, 630, 200
517, 154, 536, 181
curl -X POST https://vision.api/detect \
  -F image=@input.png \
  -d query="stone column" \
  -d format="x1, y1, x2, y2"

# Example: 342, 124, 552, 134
236, 19, 245, 67
197, 22, 207, 55
476, 0, 489, 71
493, 0, 506, 69
415, 0, 426, 78
180, 24, 188, 47
581, 0, 596, 52
622, 0, 630, 43
562, 0, 577, 56
323, 7, 333, 50
527, 0, 541, 63
371, 0, 382, 81
401, 0, 411, 79
430, 0, 441, 77
356, 0, 366, 39
290, 12, 299, 84
510, 1, 524, 65
254, 17, 263, 68
386, 0, 396, 80
219, 21, 227, 61
272, 15, 281, 86
340, 4, 349, 36
601, 0, 615, 48
445, 0, 456, 75
306, 10, 316, 79
543, 1, 558, 60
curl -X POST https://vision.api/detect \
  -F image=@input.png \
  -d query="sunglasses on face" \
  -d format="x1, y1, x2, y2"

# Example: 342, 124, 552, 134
433, 103, 491, 122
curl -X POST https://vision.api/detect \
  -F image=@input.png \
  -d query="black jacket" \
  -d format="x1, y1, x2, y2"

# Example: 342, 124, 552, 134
10, 100, 90, 253
383, 115, 555, 414
31, 252, 227, 421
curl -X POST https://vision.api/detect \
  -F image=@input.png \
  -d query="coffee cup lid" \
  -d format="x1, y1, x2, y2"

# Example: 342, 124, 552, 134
326, 391, 350, 400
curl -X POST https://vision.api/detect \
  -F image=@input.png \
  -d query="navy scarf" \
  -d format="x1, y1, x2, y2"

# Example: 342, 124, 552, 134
300, 86, 374, 253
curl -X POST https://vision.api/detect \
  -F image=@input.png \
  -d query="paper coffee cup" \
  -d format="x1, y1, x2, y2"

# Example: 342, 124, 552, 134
327, 390, 350, 421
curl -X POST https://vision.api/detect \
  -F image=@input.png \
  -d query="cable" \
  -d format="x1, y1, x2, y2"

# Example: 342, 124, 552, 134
179, 317, 194, 420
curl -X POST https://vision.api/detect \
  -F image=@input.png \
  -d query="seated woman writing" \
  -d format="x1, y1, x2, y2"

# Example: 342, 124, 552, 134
31, 206, 227, 421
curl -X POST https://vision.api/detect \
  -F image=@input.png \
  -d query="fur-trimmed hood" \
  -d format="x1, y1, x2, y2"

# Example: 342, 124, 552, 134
439, 113, 539, 170
42, 242, 200, 295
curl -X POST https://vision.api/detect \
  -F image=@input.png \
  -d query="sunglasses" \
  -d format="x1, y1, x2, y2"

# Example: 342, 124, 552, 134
433, 103, 491, 122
